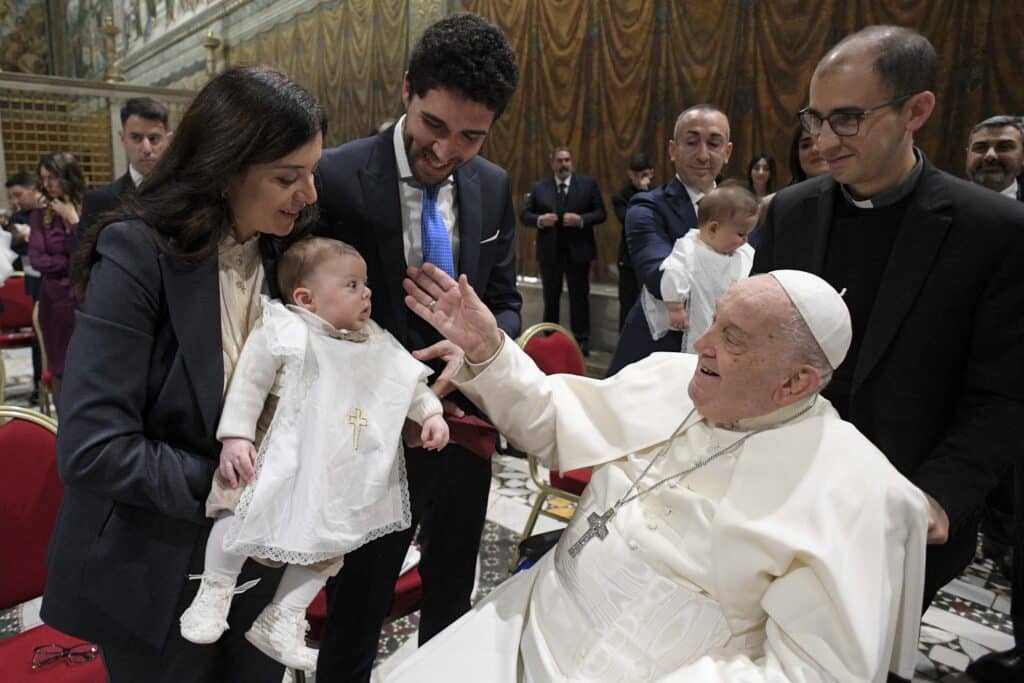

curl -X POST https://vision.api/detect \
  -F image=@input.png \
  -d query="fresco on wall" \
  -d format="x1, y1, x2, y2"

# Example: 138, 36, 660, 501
122, 0, 219, 52
0, 0, 50, 73
64, 0, 114, 79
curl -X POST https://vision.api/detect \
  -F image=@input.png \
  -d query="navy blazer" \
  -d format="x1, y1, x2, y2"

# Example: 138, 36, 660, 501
754, 161, 1024, 531
519, 173, 607, 264
314, 127, 522, 351
77, 172, 135, 243
40, 220, 285, 650
606, 177, 697, 376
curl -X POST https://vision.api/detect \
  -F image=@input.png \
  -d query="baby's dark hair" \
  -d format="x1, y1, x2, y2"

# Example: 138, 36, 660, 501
697, 181, 759, 226
277, 237, 363, 304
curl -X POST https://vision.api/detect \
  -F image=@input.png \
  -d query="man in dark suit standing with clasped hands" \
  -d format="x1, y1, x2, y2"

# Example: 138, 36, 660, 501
754, 25, 1024, 631
520, 146, 606, 355
313, 12, 521, 681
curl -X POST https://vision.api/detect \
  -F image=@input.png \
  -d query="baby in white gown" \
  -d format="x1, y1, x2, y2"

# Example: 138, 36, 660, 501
180, 237, 448, 672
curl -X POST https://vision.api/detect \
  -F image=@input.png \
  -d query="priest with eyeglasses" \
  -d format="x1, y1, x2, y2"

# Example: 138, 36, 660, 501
389, 264, 929, 683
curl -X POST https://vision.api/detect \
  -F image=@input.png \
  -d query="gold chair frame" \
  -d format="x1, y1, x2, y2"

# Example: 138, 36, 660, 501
31, 301, 54, 417
509, 322, 586, 570
0, 404, 58, 433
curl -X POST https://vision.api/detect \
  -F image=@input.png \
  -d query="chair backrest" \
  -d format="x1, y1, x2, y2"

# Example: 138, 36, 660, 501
518, 323, 585, 377
0, 406, 61, 608
0, 273, 33, 330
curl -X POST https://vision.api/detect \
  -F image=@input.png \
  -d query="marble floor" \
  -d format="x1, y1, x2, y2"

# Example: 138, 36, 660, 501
1, 346, 1016, 681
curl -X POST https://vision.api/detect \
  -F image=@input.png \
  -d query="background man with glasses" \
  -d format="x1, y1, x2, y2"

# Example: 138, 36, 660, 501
754, 25, 1024, 623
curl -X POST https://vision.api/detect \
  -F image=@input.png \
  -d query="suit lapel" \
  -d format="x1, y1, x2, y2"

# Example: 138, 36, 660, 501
359, 133, 408, 339
807, 180, 836, 273
162, 247, 222, 436
663, 178, 697, 235
456, 162, 481, 284
852, 164, 952, 391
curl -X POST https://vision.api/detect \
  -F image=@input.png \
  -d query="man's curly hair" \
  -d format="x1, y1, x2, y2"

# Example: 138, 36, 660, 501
406, 12, 519, 118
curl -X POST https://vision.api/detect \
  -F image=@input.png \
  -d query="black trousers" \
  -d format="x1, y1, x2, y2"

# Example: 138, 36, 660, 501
921, 514, 982, 611
617, 263, 640, 332
539, 259, 591, 344
316, 442, 492, 681
100, 560, 285, 682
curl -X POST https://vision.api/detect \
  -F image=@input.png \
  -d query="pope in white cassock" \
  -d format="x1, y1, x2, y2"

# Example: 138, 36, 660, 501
388, 264, 929, 683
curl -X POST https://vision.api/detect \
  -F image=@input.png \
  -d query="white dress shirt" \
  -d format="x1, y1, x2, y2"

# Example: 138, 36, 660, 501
392, 114, 460, 269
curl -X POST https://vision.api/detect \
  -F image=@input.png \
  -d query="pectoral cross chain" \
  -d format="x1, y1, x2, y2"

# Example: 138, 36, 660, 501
567, 508, 616, 558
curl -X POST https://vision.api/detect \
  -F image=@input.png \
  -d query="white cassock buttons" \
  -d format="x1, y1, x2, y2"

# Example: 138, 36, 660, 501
663, 507, 672, 516
667, 480, 677, 488
646, 520, 658, 531
628, 540, 639, 551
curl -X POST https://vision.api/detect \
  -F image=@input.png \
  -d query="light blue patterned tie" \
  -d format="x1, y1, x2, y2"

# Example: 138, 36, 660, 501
421, 183, 455, 277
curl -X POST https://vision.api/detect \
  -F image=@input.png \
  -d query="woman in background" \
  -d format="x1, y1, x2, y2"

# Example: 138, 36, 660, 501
787, 126, 830, 185
28, 151, 85, 404
746, 153, 776, 200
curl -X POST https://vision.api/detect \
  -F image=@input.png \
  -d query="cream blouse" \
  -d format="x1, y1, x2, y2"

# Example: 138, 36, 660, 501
218, 233, 265, 392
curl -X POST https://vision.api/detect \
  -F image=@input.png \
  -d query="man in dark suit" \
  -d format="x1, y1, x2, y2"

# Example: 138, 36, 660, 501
313, 13, 521, 681
520, 146, 606, 354
962, 114, 1024, 683
754, 26, 1024, 638
610, 152, 653, 331
607, 104, 733, 376
78, 97, 171, 241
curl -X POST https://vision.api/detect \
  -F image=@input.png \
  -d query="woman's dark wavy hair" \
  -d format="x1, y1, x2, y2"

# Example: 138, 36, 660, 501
38, 152, 86, 207
788, 126, 811, 185
746, 153, 776, 195
73, 65, 327, 295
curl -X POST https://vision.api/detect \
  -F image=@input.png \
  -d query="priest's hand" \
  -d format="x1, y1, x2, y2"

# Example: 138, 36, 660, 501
923, 492, 949, 544
218, 437, 257, 488
404, 263, 503, 363
420, 414, 450, 451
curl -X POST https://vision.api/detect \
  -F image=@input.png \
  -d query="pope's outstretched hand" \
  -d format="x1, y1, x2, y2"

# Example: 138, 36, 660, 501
403, 263, 504, 363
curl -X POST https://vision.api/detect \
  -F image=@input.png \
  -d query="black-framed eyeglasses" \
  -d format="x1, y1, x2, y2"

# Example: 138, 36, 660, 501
798, 94, 915, 137
31, 642, 98, 669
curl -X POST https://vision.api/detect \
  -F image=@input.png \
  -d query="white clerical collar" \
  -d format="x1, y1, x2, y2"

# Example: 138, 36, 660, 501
676, 175, 714, 206
129, 164, 144, 188
393, 114, 454, 187
286, 304, 370, 342
710, 394, 817, 433
1001, 181, 1018, 199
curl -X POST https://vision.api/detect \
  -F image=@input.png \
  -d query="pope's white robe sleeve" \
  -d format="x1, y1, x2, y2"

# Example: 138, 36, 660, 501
405, 380, 443, 425
216, 325, 282, 441
456, 337, 695, 472
660, 237, 693, 304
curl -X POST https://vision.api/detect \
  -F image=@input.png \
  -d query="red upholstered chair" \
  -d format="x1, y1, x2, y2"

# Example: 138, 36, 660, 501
0, 273, 37, 405
0, 406, 106, 681
511, 323, 591, 568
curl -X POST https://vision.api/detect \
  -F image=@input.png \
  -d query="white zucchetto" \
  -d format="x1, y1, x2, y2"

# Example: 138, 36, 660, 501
769, 270, 852, 369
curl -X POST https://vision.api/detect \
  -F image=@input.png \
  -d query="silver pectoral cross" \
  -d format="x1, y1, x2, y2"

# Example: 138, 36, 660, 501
567, 508, 616, 558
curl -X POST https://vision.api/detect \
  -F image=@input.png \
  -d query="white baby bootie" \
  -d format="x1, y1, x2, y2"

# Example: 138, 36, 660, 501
245, 603, 318, 672
180, 574, 236, 644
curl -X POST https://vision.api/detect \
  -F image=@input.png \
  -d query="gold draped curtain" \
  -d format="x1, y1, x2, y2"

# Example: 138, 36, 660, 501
231, 0, 408, 147
462, 0, 1024, 282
